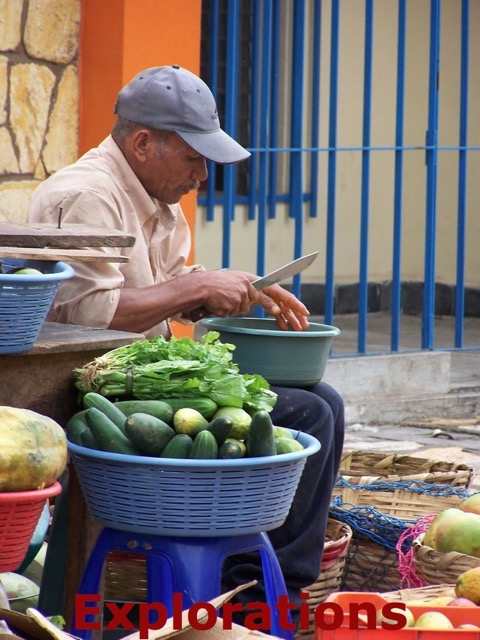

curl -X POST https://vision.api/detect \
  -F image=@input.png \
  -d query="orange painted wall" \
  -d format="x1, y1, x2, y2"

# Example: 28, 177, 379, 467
79, 0, 203, 338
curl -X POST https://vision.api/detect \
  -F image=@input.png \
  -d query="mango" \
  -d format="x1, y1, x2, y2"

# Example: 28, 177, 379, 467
456, 566, 480, 605
435, 511, 480, 558
459, 493, 480, 516
423, 508, 464, 550
414, 612, 453, 629
447, 597, 477, 607
424, 596, 455, 606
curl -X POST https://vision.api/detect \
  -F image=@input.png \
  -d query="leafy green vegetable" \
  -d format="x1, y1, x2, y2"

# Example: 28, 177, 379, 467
73, 332, 277, 412
46, 615, 66, 630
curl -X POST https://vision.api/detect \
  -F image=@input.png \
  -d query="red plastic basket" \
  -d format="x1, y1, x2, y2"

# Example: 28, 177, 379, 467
0, 482, 62, 571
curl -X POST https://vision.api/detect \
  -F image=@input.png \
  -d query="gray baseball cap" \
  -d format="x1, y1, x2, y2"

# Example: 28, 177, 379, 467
114, 65, 250, 164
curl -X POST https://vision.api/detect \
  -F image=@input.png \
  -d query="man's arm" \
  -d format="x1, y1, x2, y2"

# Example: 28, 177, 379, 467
109, 269, 310, 334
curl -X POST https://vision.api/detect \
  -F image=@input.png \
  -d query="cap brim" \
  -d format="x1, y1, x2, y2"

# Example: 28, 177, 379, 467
177, 129, 251, 164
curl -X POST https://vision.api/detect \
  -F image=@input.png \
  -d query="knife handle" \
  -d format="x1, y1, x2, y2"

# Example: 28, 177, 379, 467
190, 306, 211, 323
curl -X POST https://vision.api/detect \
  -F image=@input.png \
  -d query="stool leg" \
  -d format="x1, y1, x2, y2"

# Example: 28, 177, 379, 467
70, 529, 113, 640
257, 533, 295, 640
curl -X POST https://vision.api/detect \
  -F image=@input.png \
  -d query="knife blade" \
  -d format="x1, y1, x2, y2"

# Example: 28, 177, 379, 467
190, 251, 318, 322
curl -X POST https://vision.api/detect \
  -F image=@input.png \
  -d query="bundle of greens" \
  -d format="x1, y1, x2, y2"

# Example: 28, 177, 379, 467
73, 331, 277, 412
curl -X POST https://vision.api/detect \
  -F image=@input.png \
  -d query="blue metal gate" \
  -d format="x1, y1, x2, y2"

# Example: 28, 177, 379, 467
198, 0, 480, 356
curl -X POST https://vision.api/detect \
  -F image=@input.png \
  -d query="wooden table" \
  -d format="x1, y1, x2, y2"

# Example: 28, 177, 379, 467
0, 322, 144, 624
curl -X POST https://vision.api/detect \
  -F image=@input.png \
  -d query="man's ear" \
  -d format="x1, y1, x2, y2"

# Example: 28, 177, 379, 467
129, 129, 152, 162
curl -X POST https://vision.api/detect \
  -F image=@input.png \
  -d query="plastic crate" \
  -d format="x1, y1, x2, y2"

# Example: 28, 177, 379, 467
0, 481, 62, 572
0, 259, 74, 354
315, 592, 480, 639
68, 429, 320, 536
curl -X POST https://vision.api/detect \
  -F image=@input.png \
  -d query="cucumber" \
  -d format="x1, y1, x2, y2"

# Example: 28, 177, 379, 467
83, 392, 128, 435
85, 407, 140, 455
161, 434, 194, 459
173, 408, 209, 437
207, 416, 233, 446
125, 412, 175, 455
246, 410, 277, 457
80, 427, 98, 450
164, 398, 218, 420
275, 437, 304, 455
211, 407, 252, 440
189, 430, 218, 459
218, 438, 246, 459
113, 400, 174, 425
66, 410, 89, 445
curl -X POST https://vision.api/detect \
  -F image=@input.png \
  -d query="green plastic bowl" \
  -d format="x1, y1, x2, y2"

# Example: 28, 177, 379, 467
200, 317, 341, 387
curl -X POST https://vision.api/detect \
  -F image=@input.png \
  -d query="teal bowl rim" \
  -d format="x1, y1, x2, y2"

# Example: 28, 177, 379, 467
201, 317, 341, 338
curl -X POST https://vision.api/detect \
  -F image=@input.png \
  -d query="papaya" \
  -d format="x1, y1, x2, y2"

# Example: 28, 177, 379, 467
0, 406, 67, 491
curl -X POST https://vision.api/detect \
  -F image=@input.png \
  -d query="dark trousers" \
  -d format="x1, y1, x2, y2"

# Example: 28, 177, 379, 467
223, 381, 345, 616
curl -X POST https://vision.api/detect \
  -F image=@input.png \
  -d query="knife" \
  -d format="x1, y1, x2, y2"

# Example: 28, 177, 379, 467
190, 251, 319, 322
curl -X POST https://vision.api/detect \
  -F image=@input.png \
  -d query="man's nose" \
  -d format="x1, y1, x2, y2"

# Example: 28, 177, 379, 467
193, 158, 208, 182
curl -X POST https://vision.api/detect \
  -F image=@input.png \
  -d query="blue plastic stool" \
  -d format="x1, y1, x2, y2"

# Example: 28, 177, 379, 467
71, 527, 294, 640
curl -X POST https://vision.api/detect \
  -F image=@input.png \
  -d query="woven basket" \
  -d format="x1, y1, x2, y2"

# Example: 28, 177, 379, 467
412, 533, 480, 586
332, 481, 468, 523
330, 450, 473, 593
382, 583, 456, 603
295, 518, 352, 637
104, 552, 147, 602
341, 537, 401, 593
333, 450, 474, 493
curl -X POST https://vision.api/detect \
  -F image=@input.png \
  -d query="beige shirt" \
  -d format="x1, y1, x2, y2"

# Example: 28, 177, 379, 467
27, 135, 203, 338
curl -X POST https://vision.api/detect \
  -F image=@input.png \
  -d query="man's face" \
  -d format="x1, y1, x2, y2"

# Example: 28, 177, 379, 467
139, 132, 209, 204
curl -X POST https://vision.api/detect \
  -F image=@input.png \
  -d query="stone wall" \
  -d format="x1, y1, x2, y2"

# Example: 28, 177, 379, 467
0, 0, 80, 224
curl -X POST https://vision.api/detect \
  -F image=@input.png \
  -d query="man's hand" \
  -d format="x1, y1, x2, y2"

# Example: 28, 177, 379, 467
190, 270, 310, 331
256, 284, 310, 331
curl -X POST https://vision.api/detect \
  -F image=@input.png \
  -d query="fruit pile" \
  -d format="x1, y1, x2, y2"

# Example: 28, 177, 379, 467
66, 392, 305, 459
378, 566, 480, 630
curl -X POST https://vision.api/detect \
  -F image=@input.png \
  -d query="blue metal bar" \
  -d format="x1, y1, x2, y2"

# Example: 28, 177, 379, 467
455, 0, 470, 348
309, 0, 322, 220
289, 0, 306, 299
205, 0, 220, 222
422, 0, 441, 349
256, 0, 273, 280
391, 0, 407, 351
221, 0, 241, 267
357, 0, 374, 354
325, 0, 340, 325
268, 0, 281, 220
248, 0, 261, 221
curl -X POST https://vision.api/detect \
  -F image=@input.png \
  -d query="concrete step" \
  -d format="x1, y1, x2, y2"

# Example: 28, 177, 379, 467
323, 350, 480, 424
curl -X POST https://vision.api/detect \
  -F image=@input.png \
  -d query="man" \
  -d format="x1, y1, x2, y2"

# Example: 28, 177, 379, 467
28, 65, 344, 626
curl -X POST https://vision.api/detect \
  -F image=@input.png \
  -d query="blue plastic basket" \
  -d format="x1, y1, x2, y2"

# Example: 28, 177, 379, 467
68, 430, 320, 536
0, 259, 74, 354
